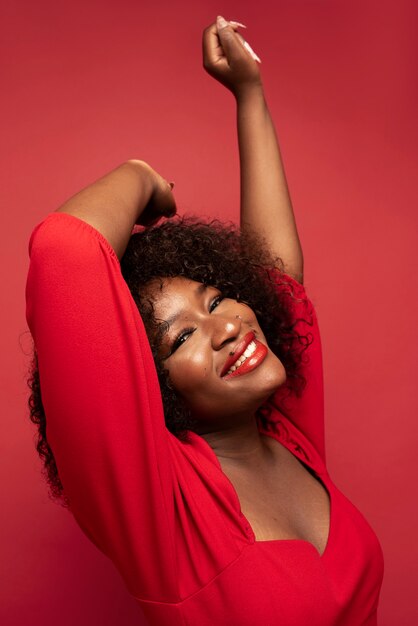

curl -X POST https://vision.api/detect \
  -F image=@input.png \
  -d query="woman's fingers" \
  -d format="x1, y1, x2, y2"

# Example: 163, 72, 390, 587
215, 16, 248, 65
235, 32, 261, 63
202, 21, 225, 68
203, 17, 262, 96
203, 17, 261, 76
157, 180, 177, 217
217, 18, 261, 64
203, 17, 251, 68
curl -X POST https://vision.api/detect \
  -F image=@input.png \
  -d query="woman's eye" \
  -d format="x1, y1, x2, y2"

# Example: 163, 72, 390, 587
171, 327, 195, 354
209, 295, 224, 312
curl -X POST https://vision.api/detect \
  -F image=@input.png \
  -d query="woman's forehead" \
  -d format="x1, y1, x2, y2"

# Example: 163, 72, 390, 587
147, 276, 203, 297
147, 277, 207, 317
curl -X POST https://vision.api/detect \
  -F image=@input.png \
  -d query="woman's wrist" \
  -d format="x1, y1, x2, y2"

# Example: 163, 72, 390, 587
234, 82, 265, 106
124, 159, 176, 227
122, 159, 161, 222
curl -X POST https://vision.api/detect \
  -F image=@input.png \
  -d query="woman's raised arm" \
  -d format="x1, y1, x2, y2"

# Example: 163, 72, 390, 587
203, 17, 303, 283
56, 159, 176, 259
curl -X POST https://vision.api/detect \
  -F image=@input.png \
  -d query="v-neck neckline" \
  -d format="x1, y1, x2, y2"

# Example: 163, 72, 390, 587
194, 415, 333, 559
250, 425, 332, 559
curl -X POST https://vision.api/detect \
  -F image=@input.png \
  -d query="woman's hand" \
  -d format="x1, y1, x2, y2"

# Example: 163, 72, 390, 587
202, 16, 262, 99
131, 160, 177, 227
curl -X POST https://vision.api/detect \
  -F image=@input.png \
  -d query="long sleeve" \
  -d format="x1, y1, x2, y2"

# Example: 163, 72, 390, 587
26, 212, 180, 599
269, 272, 326, 462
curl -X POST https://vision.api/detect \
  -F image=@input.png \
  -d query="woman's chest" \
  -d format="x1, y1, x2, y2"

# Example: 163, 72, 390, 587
219, 441, 331, 555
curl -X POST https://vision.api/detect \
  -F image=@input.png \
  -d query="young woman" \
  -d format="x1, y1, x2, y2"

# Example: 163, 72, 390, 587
26, 17, 384, 626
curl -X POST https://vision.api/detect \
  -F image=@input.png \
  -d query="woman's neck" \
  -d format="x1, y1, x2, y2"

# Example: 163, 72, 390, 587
199, 416, 275, 469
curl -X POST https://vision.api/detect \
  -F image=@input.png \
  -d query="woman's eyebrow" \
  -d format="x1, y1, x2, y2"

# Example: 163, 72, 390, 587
164, 283, 208, 328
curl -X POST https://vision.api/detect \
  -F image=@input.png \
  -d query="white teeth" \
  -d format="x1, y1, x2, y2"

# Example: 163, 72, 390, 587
226, 341, 256, 375
243, 341, 256, 358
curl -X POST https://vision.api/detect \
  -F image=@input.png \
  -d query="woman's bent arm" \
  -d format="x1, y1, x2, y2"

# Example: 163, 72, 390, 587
26, 213, 179, 598
56, 160, 175, 259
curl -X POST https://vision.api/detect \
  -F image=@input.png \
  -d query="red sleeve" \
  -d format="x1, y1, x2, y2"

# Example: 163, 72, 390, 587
25, 212, 180, 599
268, 272, 326, 462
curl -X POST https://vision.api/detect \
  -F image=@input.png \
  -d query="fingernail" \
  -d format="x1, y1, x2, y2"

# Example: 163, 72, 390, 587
242, 39, 262, 63
229, 21, 247, 29
217, 15, 228, 30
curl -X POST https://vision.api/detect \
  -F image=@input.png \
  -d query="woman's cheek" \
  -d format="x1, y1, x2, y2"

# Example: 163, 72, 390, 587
168, 353, 211, 395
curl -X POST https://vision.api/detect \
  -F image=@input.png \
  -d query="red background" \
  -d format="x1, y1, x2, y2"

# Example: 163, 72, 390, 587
2, 1, 417, 624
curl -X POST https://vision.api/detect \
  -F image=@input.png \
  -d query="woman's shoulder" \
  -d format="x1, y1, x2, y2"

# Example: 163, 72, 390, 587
257, 407, 326, 472
267, 268, 314, 313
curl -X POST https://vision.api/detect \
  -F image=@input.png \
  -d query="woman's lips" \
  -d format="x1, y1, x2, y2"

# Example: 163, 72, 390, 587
220, 331, 255, 377
222, 339, 268, 380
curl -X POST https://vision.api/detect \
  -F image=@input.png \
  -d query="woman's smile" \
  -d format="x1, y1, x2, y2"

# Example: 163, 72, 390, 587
221, 334, 268, 379
146, 276, 287, 424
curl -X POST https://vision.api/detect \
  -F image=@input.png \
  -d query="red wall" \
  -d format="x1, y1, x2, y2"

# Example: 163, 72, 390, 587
2, 1, 417, 624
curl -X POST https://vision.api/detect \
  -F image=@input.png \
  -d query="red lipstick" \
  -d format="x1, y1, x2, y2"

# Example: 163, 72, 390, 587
220, 331, 255, 377
223, 340, 268, 380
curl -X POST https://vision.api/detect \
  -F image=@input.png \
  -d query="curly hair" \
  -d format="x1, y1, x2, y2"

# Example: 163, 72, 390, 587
27, 217, 310, 505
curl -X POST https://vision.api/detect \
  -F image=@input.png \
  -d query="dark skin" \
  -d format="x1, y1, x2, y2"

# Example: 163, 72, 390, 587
56, 17, 329, 553
148, 276, 287, 427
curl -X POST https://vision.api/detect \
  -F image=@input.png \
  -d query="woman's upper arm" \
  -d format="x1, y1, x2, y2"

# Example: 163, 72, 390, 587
25, 212, 177, 598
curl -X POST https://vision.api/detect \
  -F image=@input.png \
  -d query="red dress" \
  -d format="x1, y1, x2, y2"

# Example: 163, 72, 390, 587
26, 213, 384, 626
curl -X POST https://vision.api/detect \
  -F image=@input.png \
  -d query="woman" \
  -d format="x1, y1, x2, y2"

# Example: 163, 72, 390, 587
26, 17, 384, 626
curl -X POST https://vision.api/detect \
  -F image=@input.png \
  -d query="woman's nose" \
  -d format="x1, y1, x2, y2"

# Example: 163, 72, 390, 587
210, 314, 242, 350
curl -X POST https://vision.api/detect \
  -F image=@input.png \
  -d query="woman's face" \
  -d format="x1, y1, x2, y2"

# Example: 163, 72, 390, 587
149, 277, 287, 430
